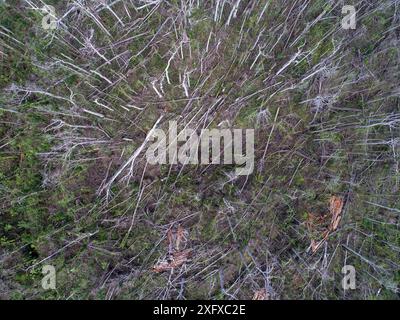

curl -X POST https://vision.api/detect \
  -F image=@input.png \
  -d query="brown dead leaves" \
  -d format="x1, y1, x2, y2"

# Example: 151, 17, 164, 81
329, 196, 343, 231
153, 249, 192, 273
153, 225, 191, 273
308, 196, 344, 253
252, 289, 269, 300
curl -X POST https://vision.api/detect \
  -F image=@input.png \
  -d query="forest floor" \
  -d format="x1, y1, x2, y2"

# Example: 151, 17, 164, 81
0, 0, 399, 299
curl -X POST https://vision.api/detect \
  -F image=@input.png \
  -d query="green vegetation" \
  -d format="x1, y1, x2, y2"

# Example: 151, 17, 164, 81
0, 0, 399, 299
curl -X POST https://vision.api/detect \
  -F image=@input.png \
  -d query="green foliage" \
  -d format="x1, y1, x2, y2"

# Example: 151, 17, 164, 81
0, 0, 399, 300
